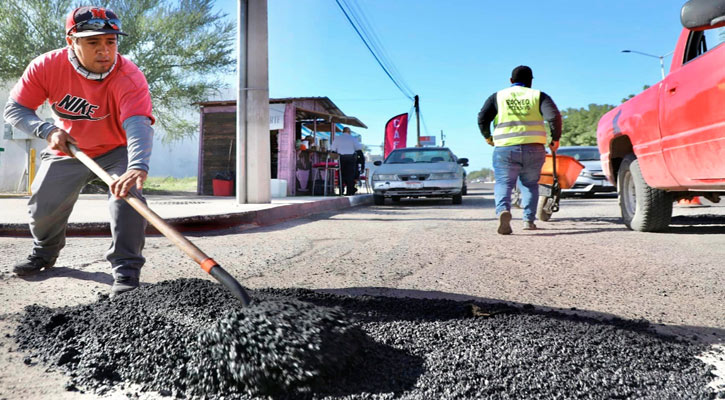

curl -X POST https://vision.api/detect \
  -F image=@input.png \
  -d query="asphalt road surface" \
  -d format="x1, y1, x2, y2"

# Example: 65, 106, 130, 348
1, 183, 724, 399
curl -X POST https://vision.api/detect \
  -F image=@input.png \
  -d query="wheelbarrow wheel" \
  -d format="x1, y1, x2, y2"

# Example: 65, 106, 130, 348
537, 195, 552, 221
511, 186, 522, 209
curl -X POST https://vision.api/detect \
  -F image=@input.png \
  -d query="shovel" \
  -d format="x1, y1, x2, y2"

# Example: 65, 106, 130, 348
68, 144, 251, 306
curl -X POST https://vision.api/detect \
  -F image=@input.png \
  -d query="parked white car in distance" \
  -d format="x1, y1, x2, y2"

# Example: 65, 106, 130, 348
371, 147, 468, 205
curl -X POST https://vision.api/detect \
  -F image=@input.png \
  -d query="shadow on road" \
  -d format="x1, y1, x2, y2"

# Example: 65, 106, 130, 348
371, 195, 495, 209
667, 214, 725, 234
561, 193, 618, 200
516, 227, 631, 236
16, 266, 114, 286
666, 225, 725, 234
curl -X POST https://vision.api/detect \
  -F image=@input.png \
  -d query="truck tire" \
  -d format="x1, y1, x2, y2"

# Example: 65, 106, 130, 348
373, 194, 385, 205
537, 196, 552, 221
617, 154, 672, 232
452, 194, 463, 204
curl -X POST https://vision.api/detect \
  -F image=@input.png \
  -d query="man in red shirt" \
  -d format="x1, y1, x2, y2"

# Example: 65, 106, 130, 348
3, 6, 154, 297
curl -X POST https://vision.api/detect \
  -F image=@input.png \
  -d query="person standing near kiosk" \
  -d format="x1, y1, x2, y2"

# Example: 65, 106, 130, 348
330, 127, 362, 196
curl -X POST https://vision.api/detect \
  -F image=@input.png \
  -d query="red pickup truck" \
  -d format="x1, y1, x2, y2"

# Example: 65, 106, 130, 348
596, 0, 725, 232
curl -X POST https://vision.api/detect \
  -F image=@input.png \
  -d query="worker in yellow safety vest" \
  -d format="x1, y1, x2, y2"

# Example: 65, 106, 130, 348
477, 65, 561, 235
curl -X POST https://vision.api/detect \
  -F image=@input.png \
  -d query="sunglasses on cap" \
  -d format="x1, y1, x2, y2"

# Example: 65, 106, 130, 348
67, 18, 123, 36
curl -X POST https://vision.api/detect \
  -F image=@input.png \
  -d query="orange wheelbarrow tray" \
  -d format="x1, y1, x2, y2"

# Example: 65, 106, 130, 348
538, 154, 585, 189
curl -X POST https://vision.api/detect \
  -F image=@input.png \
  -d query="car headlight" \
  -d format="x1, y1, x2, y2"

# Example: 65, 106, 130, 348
428, 172, 459, 180
373, 174, 399, 181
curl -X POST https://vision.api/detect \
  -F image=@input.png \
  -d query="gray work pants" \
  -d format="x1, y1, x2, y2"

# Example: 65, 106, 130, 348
28, 146, 147, 279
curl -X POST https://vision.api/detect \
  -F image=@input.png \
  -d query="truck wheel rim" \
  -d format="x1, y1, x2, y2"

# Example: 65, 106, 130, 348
623, 172, 636, 215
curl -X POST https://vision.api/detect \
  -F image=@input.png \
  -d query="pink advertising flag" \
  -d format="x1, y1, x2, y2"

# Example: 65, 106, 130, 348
384, 113, 408, 159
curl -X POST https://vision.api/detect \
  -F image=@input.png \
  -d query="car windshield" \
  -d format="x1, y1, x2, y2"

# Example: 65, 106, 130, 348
385, 149, 455, 164
557, 148, 600, 161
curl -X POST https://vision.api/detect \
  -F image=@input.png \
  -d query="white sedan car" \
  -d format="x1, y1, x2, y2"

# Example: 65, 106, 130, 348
556, 146, 615, 197
371, 147, 468, 205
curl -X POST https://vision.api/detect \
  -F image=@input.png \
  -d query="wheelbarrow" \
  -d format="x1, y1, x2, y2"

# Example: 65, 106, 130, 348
536, 151, 585, 221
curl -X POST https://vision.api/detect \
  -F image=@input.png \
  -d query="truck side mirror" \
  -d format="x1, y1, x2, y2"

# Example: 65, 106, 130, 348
457, 158, 469, 166
681, 0, 725, 30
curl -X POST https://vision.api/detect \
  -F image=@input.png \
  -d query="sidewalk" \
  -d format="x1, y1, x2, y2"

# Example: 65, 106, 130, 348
0, 193, 372, 236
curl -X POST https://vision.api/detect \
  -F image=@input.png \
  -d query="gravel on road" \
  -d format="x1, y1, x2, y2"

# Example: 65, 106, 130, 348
13, 278, 723, 400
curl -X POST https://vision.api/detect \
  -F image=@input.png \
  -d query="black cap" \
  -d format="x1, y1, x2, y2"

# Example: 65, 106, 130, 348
511, 65, 533, 83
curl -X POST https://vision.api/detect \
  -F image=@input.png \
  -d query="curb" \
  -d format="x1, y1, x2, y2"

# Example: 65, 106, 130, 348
0, 195, 373, 237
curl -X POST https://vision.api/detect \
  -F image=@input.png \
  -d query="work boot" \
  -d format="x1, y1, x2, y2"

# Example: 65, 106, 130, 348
497, 211, 513, 235
110, 275, 140, 298
13, 255, 57, 276
523, 221, 537, 230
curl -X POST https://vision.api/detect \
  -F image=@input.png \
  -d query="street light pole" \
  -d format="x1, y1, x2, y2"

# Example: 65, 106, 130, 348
621, 49, 674, 80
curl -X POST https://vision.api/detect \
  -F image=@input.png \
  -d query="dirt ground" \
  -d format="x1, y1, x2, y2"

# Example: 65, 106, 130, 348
1, 184, 724, 399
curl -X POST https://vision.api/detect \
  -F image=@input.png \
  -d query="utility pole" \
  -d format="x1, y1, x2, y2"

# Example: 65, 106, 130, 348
441, 129, 445, 146
236, 0, 247, 203
414, 94, 420, 147
236, 0, 270, 204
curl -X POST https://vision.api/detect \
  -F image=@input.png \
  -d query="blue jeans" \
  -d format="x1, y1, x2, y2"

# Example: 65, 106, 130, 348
493, 144, 546, 222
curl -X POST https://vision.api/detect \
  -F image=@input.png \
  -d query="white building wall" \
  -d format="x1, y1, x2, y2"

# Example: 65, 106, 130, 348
0, 83, 51, 193
148, 133, 199, 178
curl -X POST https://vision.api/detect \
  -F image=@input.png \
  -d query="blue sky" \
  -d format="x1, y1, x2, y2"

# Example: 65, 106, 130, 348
213, 0, 685, 172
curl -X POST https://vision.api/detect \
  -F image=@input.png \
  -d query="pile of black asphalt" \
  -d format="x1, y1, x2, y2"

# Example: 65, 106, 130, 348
14, 278, 723, 399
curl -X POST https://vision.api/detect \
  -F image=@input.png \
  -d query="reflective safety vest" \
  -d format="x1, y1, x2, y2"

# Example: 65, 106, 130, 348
492, 86, 547, 146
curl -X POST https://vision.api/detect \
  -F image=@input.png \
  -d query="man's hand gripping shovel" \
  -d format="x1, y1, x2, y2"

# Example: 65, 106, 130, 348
68, 144, 251, 305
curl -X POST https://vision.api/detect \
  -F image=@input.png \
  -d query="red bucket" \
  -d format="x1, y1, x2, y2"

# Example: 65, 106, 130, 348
212, 179, 233, 196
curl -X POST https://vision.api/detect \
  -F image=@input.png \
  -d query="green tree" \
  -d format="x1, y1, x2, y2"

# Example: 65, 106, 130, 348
0, 0, 235, 142
558, 85, 652, 146
559, 103, 615, 146
621, 85, 651, 103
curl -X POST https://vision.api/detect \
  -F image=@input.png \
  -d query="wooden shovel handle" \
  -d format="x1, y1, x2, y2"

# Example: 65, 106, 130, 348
68, 144, 250, 305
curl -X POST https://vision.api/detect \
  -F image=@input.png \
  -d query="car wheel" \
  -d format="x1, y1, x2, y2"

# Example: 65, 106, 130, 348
452, 194, 463, 204
373, 194, 385, 205
462, 185, 468, 196
536, 195, 552, 221
617, 154, 672, 232
392, 196, 401, 202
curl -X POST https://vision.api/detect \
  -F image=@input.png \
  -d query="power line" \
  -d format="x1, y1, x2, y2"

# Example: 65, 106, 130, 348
419, 109, 431, 137
335, 0, 415, 101
346, 0, 414, 98
345, 0, 414, 97
338, 0, 412, 98
334, 97, 407, 102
